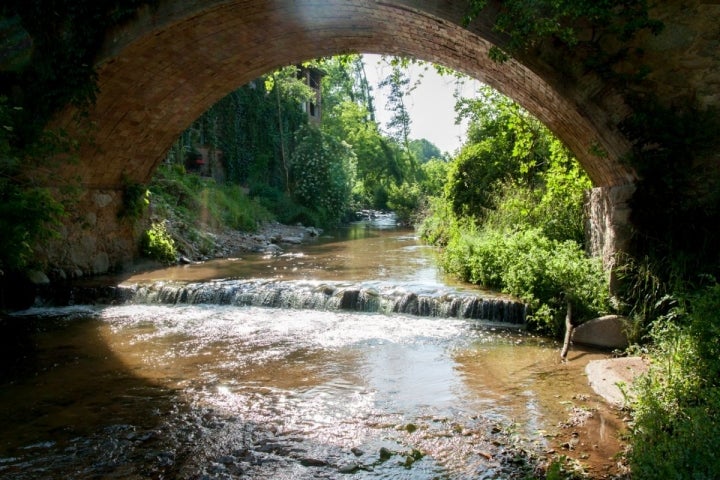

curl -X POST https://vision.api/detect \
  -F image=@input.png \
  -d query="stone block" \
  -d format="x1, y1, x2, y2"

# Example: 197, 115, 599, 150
92, 252, 110, 275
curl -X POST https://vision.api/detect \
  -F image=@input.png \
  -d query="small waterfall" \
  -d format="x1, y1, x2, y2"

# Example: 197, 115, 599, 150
102, 279, 527, 325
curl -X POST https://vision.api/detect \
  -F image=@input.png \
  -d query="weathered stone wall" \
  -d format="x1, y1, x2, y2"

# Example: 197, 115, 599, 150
586, 183, 635, 272
37, 188, 140, 278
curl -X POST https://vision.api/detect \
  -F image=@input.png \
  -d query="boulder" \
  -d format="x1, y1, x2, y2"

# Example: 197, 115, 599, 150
572, 315, 629, 350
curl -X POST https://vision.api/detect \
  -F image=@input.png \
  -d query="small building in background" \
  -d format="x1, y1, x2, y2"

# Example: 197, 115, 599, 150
297, 65, 325, 124
185, 146, 225, 182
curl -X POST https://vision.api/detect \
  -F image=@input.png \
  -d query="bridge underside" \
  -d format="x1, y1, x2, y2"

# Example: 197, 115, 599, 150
65, 0, 637, 189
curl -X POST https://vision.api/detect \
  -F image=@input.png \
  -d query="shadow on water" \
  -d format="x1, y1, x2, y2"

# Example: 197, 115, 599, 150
0, 311, 179, 478
0, 309, 349, 479
0, 307, 513, 479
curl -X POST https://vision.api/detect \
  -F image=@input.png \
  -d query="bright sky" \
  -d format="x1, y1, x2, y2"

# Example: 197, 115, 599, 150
362, 54, 481, 155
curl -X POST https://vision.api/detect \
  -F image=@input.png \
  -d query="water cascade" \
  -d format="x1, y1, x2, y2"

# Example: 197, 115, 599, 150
82, 279, 527, 325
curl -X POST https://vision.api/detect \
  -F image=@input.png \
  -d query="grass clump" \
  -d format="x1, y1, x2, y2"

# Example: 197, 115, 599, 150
146, 164, 275, 259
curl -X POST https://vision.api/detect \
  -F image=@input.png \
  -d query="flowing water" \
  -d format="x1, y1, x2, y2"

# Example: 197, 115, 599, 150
0, 218, 627, 479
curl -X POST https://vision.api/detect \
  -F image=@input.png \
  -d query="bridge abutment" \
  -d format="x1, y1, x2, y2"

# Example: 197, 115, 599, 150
586, 183, 635, 282
39, 188, 139, 279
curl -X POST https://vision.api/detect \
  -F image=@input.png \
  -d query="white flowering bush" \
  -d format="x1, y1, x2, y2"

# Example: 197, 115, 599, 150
290, 125, 356, 226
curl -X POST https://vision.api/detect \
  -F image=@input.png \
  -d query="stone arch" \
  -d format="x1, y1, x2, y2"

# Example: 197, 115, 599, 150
49, 0, 664, 275
66, 0, 636, 190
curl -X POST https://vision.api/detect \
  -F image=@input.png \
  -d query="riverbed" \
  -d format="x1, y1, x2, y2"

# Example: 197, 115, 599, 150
0, 218, 628, 478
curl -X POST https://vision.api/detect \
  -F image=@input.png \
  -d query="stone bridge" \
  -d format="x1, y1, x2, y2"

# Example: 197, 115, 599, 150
42, 0, 720, 277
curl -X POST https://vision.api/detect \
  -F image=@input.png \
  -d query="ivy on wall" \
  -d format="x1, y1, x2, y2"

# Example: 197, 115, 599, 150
1, 1, 156, 143
464, 0, 663, 82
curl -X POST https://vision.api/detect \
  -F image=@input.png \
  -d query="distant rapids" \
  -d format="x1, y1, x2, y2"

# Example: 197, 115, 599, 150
59, 279, 527, 325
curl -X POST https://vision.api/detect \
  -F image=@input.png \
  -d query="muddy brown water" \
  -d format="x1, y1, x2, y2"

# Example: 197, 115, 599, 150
0, 218, 627, 479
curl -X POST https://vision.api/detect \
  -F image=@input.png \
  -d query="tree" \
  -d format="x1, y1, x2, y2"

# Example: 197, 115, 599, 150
265, 66, 316, 192
379, 63, 413, 152
409, 138, 443, 163
290, 124, 356, 226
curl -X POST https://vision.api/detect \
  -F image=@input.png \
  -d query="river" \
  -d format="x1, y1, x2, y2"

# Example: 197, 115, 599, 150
0, 216, 627, 479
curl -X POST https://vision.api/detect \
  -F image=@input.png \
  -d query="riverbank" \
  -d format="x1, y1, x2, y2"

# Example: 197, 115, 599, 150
168, 220, 323, 263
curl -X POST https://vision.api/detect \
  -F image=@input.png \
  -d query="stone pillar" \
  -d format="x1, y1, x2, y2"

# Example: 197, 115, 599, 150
586, 183, 635, 270
37, 187, 142, 279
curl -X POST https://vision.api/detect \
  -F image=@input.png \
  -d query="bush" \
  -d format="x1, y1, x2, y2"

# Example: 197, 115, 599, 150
140, 222, 177, 264
0, 99, 67, 271
290, 124, 356, 227
417, 196, 457, 246
629, 283, 720, 479
442, 226, 608, 334
206, 184, 272, 231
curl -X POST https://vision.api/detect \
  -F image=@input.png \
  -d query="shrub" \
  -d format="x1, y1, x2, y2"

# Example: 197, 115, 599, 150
0, 98, 67, 271
387, 181, 421, 224
629, 283, 720, 479
205, 184, 272, 231
417, 196, 457, 246
290, 124, 356, 227
441, 226, 608, 335
140, 222, 177, 264
118, 177, 149, 220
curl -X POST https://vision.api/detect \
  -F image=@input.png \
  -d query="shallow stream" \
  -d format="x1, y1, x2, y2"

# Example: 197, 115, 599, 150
0, 217, 626, 479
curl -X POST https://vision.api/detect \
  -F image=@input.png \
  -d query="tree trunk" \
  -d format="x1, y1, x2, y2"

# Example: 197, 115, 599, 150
275, 82, 289, 193
560, 300, 573, 360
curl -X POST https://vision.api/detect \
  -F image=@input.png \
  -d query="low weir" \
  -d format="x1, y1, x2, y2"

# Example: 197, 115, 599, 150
65, 279, 528, 325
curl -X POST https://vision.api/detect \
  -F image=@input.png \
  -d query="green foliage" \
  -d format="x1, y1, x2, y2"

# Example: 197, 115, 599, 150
421, 89, 605, 335
149, 164, 203, 218
387, 181, 421, 225
409, 138, 443, 163
0, 98, 67, 271
320, 55, 376, 122
205, 184, 273, 231
118, 177, 149, 220
445, 86, 574, 223
140, 221, 176, 264
444, 142, 498, 219
290, 124, 356, 227
630, 283, 720, 478
378, 63, 414, 150
0, 2, 156, 272
611, 254, 676, 343
1, 1, 156, 143
441, 226, 608, 334
418, 158, 449, 197
149, 165, 274, 231
417, 196, 456, 246
323, 99, 404, 211
483, 142, 591, 246
464, 0, 662, 82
